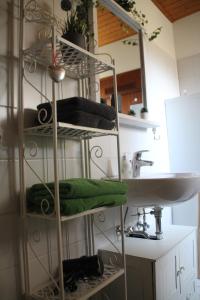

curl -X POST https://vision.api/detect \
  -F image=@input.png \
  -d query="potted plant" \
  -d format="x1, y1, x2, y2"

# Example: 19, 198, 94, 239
61, 0, 97, 49
128, 108, 136, 116
140, 107, 148, 119
62, 11, 87, 49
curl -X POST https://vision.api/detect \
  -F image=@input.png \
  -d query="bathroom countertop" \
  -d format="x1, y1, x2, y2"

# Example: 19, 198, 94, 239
102, 225, 197, 261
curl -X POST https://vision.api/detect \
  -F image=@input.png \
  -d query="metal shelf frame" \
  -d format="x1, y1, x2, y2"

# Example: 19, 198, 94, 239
18, 1, 127, 300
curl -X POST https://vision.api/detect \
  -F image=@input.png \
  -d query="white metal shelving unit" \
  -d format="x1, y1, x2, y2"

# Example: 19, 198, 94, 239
18, 1, 127, 300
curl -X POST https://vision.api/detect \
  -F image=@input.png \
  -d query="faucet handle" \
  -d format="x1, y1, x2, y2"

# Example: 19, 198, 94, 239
135, 150, 149, 159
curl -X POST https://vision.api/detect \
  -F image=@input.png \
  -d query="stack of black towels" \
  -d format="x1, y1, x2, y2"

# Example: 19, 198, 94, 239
37, 97, 116, 130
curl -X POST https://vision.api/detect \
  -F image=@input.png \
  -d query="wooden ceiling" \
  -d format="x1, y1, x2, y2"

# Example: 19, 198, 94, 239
152, 0, 200, 22
97, 7, 136, 47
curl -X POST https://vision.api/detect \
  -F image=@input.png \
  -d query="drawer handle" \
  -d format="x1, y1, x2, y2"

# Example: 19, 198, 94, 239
175, 256, 179, 289
180, 266, 185, 273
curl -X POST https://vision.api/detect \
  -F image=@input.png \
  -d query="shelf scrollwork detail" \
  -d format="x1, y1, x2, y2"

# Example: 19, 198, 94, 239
38, 107, 53, 125
24, 141, 56, 216
27, 141, 38, 158
24, 0, 64, 35
24, 0, 56, 25
89, 145, 108, 178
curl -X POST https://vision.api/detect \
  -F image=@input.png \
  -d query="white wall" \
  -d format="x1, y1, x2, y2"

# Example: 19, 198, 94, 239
173, 12, 200, 95
174, 12, 200, 60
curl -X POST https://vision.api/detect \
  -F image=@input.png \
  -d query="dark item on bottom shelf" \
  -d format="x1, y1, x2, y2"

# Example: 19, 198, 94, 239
62, 255, 104, 292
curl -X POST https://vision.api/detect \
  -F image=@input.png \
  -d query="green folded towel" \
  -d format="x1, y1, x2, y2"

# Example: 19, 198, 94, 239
27, 194, 127, 216
27, 178, 128, 216
28, 178, 127, 200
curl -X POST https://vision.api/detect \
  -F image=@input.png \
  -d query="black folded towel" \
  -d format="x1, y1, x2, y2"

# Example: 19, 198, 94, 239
58, 110, 115, 129
36, 110, 115, 130
37, 97, 116, 121
62, 255, 104, 292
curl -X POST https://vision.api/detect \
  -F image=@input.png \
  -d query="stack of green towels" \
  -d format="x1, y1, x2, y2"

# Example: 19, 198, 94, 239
27, 178, 128, 216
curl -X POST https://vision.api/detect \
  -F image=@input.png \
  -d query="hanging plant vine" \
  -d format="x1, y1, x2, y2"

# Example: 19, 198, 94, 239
114, 0, 162, 46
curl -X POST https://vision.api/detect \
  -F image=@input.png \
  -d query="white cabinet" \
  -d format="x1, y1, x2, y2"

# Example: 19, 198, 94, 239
156, 231, 197, 300
101, 226, 198, 300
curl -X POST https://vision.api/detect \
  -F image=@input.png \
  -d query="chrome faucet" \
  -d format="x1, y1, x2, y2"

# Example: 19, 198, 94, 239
132, 150, 153, 177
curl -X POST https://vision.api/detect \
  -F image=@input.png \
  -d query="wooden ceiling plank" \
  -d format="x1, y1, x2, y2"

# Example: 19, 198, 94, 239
98, 26, 134, 37
152, 0, 200, 22
98, 32, 134, 46
97, 6, 136, 47
98, 30, 134, 38
98, 14, 133, 31
98, 19, 131, 30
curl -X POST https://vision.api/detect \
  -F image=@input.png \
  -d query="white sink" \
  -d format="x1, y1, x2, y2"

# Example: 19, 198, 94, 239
124, 173, 200, 207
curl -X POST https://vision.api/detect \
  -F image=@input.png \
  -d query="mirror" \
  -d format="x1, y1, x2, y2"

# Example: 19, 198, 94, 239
97, 0, 147, 117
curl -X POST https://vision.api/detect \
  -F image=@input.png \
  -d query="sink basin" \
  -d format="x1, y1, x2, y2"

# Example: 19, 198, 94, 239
124, 173, 200, 207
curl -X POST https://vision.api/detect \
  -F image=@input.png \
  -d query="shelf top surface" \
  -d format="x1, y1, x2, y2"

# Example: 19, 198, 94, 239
23, 36, 115, 79
30, 265, 124, 300
24, 122, 118, 140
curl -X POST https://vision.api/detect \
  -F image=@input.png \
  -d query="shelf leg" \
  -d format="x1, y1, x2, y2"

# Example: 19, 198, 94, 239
113, 61, 127, 300
18, 0, 31, 297
120, 205, 128, 300
52, 26, 64, 300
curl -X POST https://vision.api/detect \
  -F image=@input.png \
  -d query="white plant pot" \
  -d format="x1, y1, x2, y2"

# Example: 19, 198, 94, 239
140, 112, 148, 120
